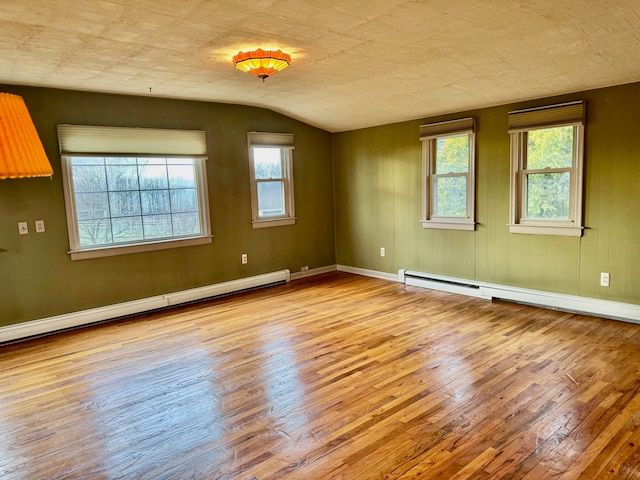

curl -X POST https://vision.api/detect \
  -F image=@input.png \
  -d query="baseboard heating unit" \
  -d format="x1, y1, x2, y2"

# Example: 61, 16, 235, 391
398, 268, 640, 324
0, 269, 291, 344
400, 269, 490, 299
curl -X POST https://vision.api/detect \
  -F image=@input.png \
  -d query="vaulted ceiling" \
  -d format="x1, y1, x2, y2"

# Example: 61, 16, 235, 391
2, 0, 640, 132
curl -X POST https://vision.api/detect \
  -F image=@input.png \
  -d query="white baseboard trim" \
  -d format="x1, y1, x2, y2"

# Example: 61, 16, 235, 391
337, 264, 402, 282
0, 269, 291, 344
398, 269, 640, 325
290, 264, 337, 281
165, 270, 290, 306
6, 265, 635, 344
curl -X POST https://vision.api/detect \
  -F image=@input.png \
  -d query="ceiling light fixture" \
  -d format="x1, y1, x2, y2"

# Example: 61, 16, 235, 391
0, 93, 53, 179
233, 49, 291, 82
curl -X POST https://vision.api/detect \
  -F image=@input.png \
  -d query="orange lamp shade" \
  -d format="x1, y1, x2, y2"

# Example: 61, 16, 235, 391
233, 49, 291, 81
0, 92, 53, 179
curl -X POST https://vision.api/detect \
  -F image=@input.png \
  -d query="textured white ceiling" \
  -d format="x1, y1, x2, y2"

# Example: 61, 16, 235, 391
2, 0, 640, 132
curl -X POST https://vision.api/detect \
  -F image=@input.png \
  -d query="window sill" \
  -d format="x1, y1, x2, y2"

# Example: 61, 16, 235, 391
421, 220, 475, 231
252, 217, 296, 229
69, 235, 213, 261
508, 224, 583, 237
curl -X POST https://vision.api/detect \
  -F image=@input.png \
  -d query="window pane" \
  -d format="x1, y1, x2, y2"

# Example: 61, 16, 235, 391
67, 155, 206, 250
106, 165, 139, 191
141, 157, 168, 165
112, 216, 143, 243
78, 219, 112, 246
109, 191, 141, 217
107, 157, 136, 165
72, 157, 105, 166
172, 212, 201, 236
141, 190, 170, 215
435, 135, 469, 174
75, 192, 110, 220
169, 158, 195, 165
170, 189, 197, 213
143, 214, 173, 238
257, 181, 285, 216
72, 165, 107, 192
168, 163, 196, 188
254, 148, 283, 179
525, 172, 570, 219
433, 176, 467, 216
526, 126, 573, 169
138, 162, 168, 190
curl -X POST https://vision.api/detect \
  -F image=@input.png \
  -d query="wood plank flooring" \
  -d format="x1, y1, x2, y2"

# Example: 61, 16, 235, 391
1, 271, 639, 479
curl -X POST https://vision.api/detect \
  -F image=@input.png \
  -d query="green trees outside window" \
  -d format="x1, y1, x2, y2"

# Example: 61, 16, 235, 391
420, 117, 476, 231
433, 135, 470, 216
523, 126, 574, 219
508, 100, 584, 236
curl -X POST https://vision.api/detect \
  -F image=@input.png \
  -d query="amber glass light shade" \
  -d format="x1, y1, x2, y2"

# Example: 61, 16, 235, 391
0, 93, 53, 179
233, 49, 291, 81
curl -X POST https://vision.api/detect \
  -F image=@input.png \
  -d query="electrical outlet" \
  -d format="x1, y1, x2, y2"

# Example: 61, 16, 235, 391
600, 272, 610, 287
301, 265, 309, 272
380, 247, 385, 257
241, 253, 248, 264
35, 220, 45, 233
18, 222, 28, 235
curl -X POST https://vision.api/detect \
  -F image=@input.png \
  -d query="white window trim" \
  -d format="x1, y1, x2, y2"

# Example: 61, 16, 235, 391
508, 101, 585, 237
65, 235, 213, 261
247, 132, 296, 229
420, 117, 476, 231
58, 125, 212, 260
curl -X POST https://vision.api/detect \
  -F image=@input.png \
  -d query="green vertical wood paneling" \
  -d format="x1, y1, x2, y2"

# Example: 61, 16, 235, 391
334, 82, 640, 307
4, 81, 640, 327
626, 210, 640, 299
476, 106, 511, 285
0, 85, 335, 327
578, 83, 640, 302
393, 136, 421, 272
335, 120, 474, 280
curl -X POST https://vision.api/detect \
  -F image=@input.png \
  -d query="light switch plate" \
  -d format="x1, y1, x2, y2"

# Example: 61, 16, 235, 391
18, 222, 28, 235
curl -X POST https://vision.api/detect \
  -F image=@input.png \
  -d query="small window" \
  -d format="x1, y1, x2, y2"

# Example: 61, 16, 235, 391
58, 125, 212, 260
508, 101, 584, 236
248, 132, 295, 228
420, 117, 476, 230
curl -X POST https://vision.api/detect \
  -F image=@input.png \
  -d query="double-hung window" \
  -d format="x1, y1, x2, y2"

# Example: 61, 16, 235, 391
58, 125, 212, 260
420, 117, 476, 230
508, 101, 585, 236
247, 132, 295, 228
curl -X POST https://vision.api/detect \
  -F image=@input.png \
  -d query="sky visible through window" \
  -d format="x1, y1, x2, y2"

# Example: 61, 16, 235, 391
70, 157, 201, 247
253, 147, 285, 217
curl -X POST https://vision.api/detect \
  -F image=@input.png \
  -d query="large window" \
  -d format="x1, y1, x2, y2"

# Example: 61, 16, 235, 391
420, 117, 476, 230
59, 125, 211, 260
508, 101, 584, 236
247, 132, 295, 228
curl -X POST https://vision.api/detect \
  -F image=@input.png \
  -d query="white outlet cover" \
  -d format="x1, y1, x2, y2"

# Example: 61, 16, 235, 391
35, 220, 45, 233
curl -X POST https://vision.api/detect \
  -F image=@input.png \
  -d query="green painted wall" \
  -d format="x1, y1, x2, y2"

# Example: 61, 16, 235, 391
0, 85, 335, 326
3, 80, 640, 328
334, 82, 640, 306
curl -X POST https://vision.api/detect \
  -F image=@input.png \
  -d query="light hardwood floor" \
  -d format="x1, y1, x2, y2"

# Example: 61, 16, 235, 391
1, 272, 639, 479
